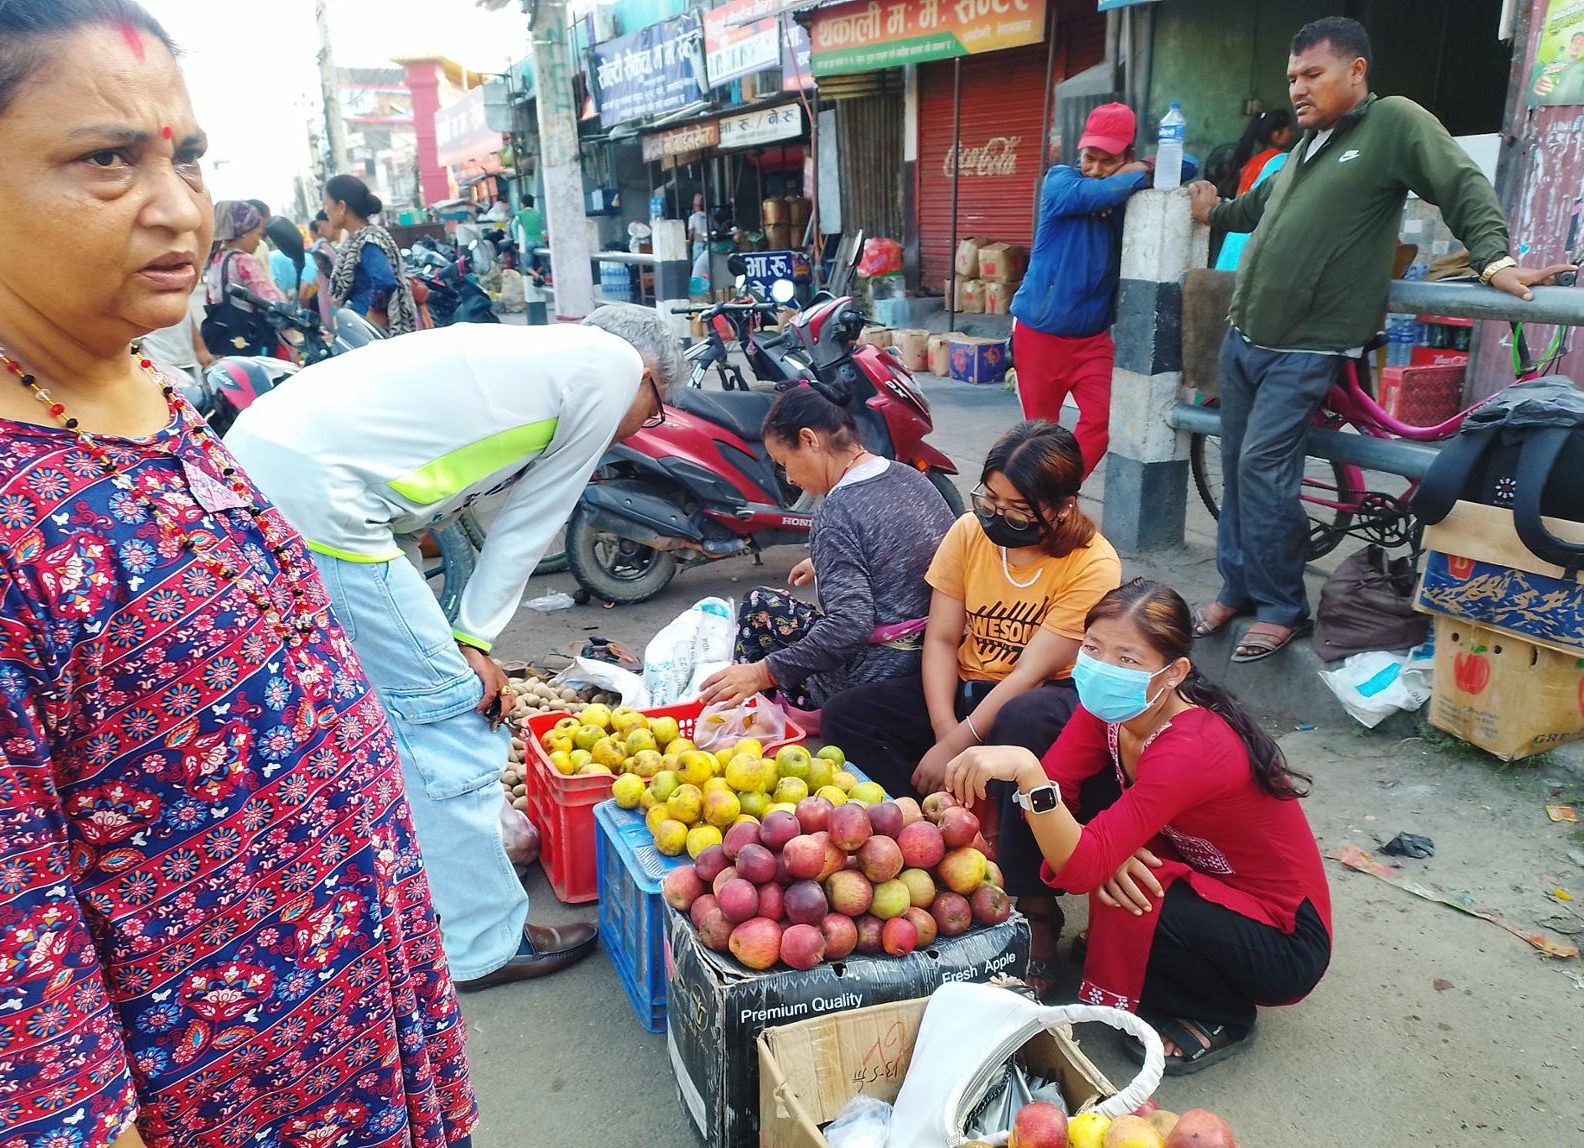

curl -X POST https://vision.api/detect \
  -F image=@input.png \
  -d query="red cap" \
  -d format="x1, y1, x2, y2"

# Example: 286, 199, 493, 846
1078, 102, 1137, 157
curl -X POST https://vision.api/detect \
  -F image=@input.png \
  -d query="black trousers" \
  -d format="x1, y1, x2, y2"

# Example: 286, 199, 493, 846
821, 674, 1082, 897
1138, 886, 1331, 1030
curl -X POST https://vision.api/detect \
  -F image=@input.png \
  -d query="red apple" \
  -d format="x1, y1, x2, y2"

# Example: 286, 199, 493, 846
937, 805, 981, 849
780, 923, 826, 970
866, 800, 904, 839
820, 912, 858, 960
759, 810, 801, 853
728, 917, 783, 970
795, 795, 834, 834
722, 820, 761, 862
756, 881, 785, 922
902, 905, 937, 948
854, 913, 884, 954
827, 803, 873, 852
1008, 1100, 1067, 1148
930, 890, 972, 937
662, 866, 706, 911
857, 835, 905, 883
782, 834, 826, 881
734, 842, 778, 885
897, 821, 946, 870
784, 880, 829, 926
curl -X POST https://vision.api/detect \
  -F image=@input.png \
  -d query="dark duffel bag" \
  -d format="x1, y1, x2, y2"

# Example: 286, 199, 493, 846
1413, 377, 1584, 576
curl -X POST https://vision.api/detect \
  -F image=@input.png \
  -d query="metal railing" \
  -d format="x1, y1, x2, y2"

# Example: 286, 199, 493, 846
1168, 280, 1584, 478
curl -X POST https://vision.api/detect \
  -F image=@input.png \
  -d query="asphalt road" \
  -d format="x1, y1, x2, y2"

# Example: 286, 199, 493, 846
458, 371, 1584, 1145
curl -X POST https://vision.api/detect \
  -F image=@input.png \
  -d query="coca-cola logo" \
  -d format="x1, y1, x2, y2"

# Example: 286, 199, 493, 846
943, 136, 1021, 178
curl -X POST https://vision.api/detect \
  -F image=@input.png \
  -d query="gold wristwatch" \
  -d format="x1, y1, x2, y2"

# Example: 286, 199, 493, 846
1480, 255, 1518, 284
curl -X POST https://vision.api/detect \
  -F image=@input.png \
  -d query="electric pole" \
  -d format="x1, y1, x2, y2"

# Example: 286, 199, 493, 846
315, 0, 350, 175
530, 0, 595, 318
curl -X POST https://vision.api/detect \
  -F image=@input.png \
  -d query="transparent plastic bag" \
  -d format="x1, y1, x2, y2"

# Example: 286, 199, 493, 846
824, 1094, 892, 1148
692, 696, 788, 752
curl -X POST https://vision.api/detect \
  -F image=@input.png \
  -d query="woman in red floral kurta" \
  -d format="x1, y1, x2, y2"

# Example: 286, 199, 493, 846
0, 5, 474, 1147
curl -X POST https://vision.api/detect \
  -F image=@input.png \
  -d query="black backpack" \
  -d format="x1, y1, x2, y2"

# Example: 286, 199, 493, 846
200, 251, 276, 356
1413, 377, 1584, 576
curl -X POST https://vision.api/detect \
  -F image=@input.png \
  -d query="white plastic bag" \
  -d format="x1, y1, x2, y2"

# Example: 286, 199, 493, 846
551, 656, 648, 708
643, 597, 734, 707
824, 1094, 892, 1148
887, 982, 1162, 1147
1317, 640, 1434, 728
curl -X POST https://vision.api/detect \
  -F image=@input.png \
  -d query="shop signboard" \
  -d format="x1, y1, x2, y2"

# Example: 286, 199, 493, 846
592, 10, 705, 128
642, 120, 721, 162
435, 87, 500, 167
719, 104, 803, 149
705, 0, 784, 86
1096, 0, 1162, 9
810, 0, 1047, 77
782, 21, 813, 90
738, 250, 813, 292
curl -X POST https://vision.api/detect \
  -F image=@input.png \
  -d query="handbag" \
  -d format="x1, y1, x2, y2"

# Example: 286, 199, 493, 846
1413, 377, 1584, 576
886, 981, 1162, 1145
1311, 544, 1428, 663
200, 251, 275, 355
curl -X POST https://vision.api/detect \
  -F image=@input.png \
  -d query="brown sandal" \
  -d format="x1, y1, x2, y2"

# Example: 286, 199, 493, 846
1191, 602, 1246, 639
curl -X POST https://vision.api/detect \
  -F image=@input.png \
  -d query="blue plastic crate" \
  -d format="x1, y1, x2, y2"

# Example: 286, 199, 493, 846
593, 763, 883, 1033
595, 800, 688, 1033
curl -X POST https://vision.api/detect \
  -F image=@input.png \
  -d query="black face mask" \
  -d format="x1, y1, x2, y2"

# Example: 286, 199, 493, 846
976, 509, 1044, 549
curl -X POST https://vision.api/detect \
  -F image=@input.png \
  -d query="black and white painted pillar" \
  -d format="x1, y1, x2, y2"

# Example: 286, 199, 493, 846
1101, 188, 1208, 551
652, 218, 692, 342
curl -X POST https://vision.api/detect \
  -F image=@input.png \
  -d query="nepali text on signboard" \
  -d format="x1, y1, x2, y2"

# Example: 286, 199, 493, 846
704, 0, 786, 86
719, 104, 803, 149
592, 11, 704, 128
642, 120, 721, 162
739, 250, 813, 293
810, 0, 1047, 77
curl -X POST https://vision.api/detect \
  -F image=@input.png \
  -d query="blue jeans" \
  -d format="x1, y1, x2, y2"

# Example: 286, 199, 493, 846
311, 552, 529, 981
1214, 330, 1341, 627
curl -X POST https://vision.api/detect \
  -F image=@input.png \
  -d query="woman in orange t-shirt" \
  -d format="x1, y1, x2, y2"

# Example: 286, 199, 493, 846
822, 421, 1121, 979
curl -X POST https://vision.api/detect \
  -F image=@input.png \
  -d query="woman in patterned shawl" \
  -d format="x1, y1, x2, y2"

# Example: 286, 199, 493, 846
0, 3, 475, 1146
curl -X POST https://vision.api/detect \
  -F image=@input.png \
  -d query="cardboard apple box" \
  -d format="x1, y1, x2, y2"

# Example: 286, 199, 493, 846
977, 242, 1028, 282
1427, 618, 1584, 761
954, 237, 986, 278
859, 325, 893, 350
927, 334, 953, 377
891, 329, 929, 373
757, 992, 1114, 1148
984, 279, 1019, 315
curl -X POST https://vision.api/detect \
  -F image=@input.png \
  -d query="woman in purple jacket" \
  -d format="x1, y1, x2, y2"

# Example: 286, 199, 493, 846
699, 387, 956, 709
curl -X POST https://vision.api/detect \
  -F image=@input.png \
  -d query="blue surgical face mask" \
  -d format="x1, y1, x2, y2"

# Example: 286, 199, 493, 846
1071, 649, 1172, 722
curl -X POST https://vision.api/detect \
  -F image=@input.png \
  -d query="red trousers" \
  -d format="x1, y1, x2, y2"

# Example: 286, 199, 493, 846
1012, 324, 1114, 479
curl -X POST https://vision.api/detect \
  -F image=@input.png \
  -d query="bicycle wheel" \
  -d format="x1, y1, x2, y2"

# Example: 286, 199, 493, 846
1188, 432, 1359, 561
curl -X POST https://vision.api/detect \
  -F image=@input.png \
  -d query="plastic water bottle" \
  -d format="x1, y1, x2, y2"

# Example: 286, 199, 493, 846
1386, 314, 1414, 367
1155, 103, 1186, 190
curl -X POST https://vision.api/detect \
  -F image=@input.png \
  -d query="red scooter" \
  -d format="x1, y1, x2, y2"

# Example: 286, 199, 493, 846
564, 290, 965, 604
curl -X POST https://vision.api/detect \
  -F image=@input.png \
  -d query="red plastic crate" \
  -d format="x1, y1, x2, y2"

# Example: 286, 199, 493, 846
1378, 364, 1464, 427
520, 699, 807, 904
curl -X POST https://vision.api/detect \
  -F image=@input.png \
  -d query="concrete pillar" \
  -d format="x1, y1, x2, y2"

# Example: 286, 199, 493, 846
1100, 186, 1208, 550
401, 60, 450, 207
652, 219, 692, 341
531, 0, 595, 319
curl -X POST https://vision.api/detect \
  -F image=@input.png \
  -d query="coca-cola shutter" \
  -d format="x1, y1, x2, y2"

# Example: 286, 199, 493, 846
916, 13, 1104, 288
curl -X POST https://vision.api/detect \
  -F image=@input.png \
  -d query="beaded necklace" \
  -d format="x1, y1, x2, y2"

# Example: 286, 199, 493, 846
0, 343, 323, 661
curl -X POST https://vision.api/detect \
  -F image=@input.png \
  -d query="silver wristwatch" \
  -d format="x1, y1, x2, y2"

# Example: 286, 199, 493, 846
1013, 781, 1061, 814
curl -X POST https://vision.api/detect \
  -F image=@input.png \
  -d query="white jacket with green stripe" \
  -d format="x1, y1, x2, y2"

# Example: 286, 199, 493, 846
227, 323, 642, 651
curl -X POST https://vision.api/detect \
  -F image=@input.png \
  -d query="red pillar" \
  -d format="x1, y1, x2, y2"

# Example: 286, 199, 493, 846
403, 60, 449, 207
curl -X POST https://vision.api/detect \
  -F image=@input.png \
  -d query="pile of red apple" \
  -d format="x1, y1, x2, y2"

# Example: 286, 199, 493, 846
661, 791, 1010, 970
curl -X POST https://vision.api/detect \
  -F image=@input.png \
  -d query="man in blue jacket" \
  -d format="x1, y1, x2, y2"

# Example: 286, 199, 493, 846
1010, 103, 1153, 479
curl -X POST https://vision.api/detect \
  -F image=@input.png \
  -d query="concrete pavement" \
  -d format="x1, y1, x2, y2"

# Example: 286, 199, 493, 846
460, 372, 1584, 1145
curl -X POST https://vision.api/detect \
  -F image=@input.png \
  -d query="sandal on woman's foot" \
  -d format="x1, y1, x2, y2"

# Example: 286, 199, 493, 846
1124, 1014, 1256, 1075
1230, 621, 1310, 664
1022, 957, 1059, 1002
1191, 603, 1246, 639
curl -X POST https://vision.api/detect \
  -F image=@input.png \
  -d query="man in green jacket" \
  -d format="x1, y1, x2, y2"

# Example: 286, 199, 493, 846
1188, 16, 1572, 662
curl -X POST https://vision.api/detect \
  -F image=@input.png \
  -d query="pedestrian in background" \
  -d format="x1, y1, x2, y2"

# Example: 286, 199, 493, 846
0, 3, 476, 1145
1188, 17, 1572, 662
1010, 103, 1163, 481
325, 172, 418, 335
1222, 108, 1294, 197
202, 199, 282, 355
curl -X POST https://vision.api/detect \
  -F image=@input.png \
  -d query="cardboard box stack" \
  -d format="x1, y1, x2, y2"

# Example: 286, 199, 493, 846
947, 238, 1025, 316
859, 326, 893, 350
1415, 500, 1584, 760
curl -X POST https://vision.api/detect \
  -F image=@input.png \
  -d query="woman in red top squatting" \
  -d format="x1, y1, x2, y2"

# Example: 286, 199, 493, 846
0, 2, 474, 1146
946, 579, 1331, 1076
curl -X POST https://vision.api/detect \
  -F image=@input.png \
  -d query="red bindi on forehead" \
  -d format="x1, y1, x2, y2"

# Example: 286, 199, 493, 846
117, 21, 147, 61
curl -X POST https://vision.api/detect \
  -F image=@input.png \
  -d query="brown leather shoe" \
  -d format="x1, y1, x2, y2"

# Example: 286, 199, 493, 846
454, 922, 599, 992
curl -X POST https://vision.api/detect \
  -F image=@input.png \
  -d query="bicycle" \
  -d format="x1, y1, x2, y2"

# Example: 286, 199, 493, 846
1188, 320, 1571, 560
